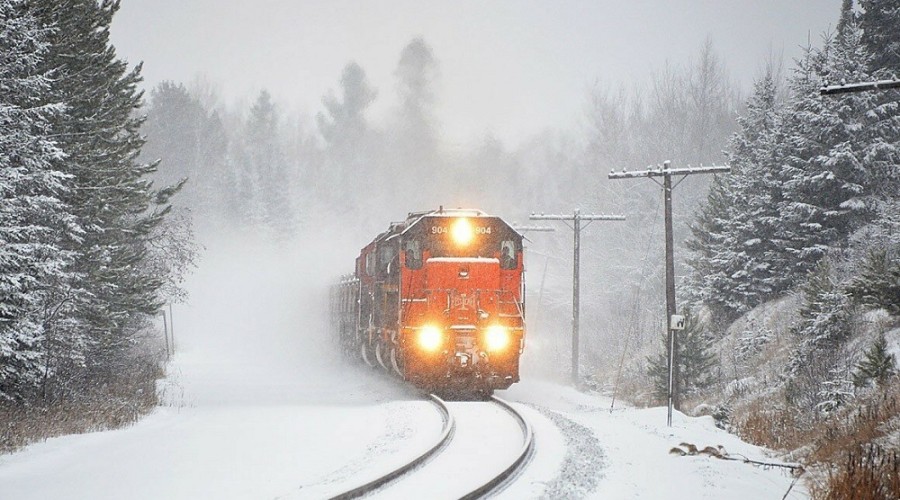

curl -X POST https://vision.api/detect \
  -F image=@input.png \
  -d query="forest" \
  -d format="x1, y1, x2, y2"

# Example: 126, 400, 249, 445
1, 0, 899, 497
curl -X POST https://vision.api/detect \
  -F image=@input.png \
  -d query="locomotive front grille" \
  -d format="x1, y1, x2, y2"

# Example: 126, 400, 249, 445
454, 333, 475, 351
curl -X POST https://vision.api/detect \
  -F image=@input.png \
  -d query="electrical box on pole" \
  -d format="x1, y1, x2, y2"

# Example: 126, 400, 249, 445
608, 160, 730, 427
529, 210, 625, 387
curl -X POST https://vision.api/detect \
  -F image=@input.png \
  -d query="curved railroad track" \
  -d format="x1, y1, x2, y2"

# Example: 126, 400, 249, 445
329, 394, 455, 500
328, 394, 534, 499
458, 395, 535, 499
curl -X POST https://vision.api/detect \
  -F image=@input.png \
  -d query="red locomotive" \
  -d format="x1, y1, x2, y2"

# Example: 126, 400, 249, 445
331, 208, 526, 395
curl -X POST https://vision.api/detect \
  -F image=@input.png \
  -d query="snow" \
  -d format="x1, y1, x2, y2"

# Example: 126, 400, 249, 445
498, 381, 807, 499
0, 238, 808, 499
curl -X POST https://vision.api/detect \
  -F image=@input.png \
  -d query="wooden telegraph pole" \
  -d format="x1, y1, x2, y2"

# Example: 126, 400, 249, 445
529, 210, 625, 386
609, 161, 730, 426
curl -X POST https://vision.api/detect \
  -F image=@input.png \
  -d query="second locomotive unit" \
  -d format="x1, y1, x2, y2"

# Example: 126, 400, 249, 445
332, 208, 526, 394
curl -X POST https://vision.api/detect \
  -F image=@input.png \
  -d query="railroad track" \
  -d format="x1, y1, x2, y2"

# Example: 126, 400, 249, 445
328, 394, 534, 499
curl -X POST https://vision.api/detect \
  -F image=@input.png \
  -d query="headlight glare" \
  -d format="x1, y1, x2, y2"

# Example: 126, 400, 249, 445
484, 325, 510, 352
417, 325, 443, 352
451, 218, 474, 246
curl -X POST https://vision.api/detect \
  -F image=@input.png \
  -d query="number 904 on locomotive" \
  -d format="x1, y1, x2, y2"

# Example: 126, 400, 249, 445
330, 208, 526, 395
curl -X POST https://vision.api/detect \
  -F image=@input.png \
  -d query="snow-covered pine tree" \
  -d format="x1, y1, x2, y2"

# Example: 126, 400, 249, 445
27, 0, 176, 384
685, 171, 741, 321
791, 259, 852, 347
0, 0, 79, 399
784, 260, 856, 413
686, 70, 785, 322
241, 90, 295, 237
316, 62, 378, 214
142, 81, 228, 223
853, 333, 897, 387
776, 16, 878, 286
846, 249, 900, 314
855, 1, 900, 201
859, 0, 900, 74
646, 308, 715, 403
391, 37, 442, 209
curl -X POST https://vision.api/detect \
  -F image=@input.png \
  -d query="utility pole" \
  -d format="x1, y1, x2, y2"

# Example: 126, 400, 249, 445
529, 210, 625, 386
169, 303, 175, 353
609, 160, 730, 426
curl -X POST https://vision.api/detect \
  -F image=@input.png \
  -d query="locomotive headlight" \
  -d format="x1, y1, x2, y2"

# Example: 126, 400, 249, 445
417, 325, 444, 352
451, 218, 474, 246
484, 325, 510, 352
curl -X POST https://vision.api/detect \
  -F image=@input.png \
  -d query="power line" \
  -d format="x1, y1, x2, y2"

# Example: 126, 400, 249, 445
529, 210, 625, 386
820, 79, 900, 95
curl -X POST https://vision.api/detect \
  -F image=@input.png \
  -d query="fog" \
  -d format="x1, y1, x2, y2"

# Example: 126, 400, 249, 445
112, 1, 840, 147
116, 1, 843, 392
167, 226, 424, 407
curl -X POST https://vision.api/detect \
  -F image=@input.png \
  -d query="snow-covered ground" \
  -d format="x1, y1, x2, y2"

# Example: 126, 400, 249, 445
0, 238, 808, 499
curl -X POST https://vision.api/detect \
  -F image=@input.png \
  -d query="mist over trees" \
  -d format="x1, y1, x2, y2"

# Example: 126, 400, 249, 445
136, 33, 744, 383
1, 0, 188, 410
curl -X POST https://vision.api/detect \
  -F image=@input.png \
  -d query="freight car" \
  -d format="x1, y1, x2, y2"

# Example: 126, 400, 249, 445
331, 208, 526, 395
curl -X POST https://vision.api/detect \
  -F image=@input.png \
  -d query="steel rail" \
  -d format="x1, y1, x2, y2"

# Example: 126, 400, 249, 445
459, 396, 535, 499
328, 394, 455, 500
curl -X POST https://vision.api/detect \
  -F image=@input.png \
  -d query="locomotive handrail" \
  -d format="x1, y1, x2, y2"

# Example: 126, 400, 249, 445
327, 394, 455, 500
459, 396, 535, 500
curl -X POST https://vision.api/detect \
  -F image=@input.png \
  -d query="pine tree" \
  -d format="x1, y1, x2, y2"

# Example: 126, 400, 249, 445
0, 0, 79, 399
316, 62, 377, 213
853, 334, 896, 387
317, 62, 377, 152
858, 0, 900, 74
28, 0, 176, 384
239, 90, 295, 236
791, 260, 852, 346
855, 1, 900, 199
776, 18, 880, 284
688, 2, 900, 317
647, 308, 715, 403
391, 37, 441, 208
142, 81, 228, 222
686, 70, 785, 321
846, 249, 900, 314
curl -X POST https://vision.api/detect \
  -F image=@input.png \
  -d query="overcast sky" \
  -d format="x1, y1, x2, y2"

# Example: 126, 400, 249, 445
110, 0, 841, 147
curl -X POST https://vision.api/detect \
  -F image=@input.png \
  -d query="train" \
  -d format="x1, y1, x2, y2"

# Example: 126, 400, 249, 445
331, 208, 526, 395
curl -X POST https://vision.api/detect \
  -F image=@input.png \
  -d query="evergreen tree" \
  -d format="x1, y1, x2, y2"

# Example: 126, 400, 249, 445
647, 308, 715, 403
0, 0, 78, 399
28, 0, 176, 383
316, 62, 377, 213
686, 70, 785, 321
240, 90, 295, 236
846, 249, 900, 314
855, 1, 900, 200
317, 62, 377, 153
791, 260, 852, 346
858, 0, 900, 74
395, 37, 438, 154
142, 81, 228, 223
688, 3, 900, 320
776, 18, 883, 283
391, 37, 441, 208
836, 0, 857, 38
853, 334, 896, 387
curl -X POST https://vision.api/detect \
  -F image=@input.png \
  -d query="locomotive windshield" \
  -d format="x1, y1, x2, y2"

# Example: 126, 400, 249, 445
405, 216, 520, 261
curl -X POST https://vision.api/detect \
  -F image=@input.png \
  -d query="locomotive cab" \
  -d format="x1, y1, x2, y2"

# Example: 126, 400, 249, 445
333, 208, 526, 395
